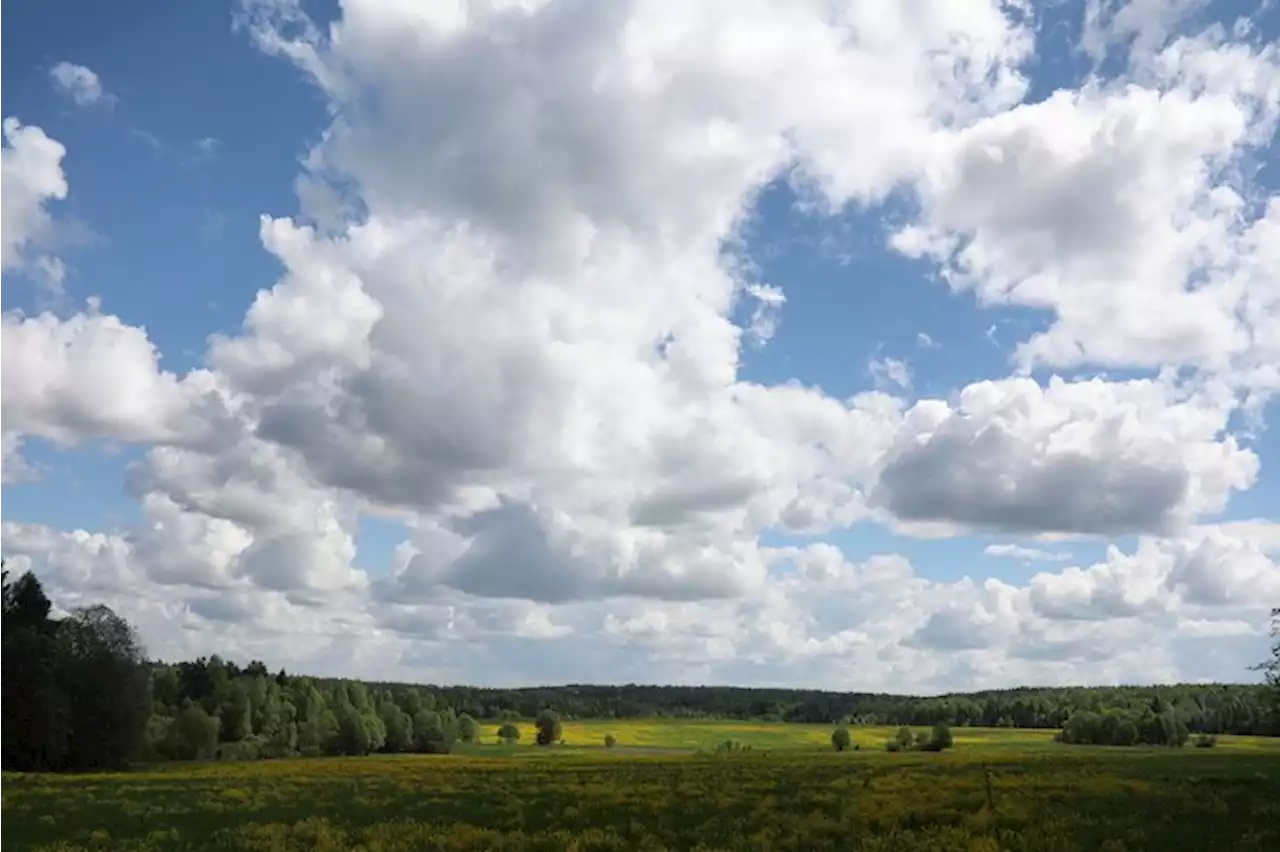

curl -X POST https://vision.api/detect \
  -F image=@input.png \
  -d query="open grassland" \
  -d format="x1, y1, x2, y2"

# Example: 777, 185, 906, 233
461, 718, 1273, 755
4, 724, 1279, 851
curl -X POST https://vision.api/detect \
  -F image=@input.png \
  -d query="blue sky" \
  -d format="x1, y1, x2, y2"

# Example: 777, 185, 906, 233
2, 0, 1278, 690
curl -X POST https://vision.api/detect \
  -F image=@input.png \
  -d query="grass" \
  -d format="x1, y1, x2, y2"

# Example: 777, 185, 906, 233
462, 717, 1276, 755
4, 721, 1279, 851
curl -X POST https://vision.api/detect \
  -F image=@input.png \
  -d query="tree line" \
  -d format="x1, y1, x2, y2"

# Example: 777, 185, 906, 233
3, 568, 1277, 772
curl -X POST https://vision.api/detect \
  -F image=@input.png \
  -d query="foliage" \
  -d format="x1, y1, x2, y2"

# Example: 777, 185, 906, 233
604, 733, 618, 748
831, 726, 852, 751
534, 709, 562, 746
1057, 705, 1190, 747
497, 723, 521, 744
1195, 733, 1218, 748
713, 738, 752, 754
5, 748, 1278, 851
387, 680, 1275, 736
882, 724, 952, 753
2, 571, 149, 771
457, 713, 479, 744
1256, 608, 1280, 732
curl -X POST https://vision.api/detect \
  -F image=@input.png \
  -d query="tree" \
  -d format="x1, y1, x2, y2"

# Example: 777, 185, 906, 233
498, 723, 521, 745
930, 722, 953, 750
895, 726, 914, 748
379, 701, 414, 753
2, 570, 69, 771
604, 733, 618, 748
169, 704, 220, 760
1255, 608, 1280, 733
54, 605, 151, 770
457, 713, 479, 744
831, 726, 852, 752
413, 709, 453, 754
535, 709, 562, 746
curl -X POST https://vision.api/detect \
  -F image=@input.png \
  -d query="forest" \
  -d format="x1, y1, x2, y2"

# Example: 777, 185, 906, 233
4, 568, 1277, 772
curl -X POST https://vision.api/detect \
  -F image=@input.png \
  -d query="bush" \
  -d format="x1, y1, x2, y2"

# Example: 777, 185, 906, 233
714, 739, 750, 754
457, 714, 479, 744
497, 723, 520, 745
1194, 734, 1217, 748
885, 740, 904, 752
931, 722, 953, 750
534, 710, 562, 746
831, 727, 852, 752
604, 733, 617, 748
895, 726, 914, 748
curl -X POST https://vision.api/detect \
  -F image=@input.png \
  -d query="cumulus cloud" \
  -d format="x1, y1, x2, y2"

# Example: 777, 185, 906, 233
893, 27, 1280, 387
1, 118, 68, 285
49, 62, 111, 107
3, 0, 1279, 687
872, 377, 1256, 535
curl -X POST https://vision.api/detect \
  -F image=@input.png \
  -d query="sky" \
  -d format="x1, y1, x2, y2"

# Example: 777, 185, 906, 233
2, 0, 1279, 694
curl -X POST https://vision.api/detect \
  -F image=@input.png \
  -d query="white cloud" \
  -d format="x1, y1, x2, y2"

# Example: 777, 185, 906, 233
49, 62, 111, 107
984, 543, 1073, 562
6, 516, 1272, 691
3, 1, 1279, 687
1, 300, 222, 449
894, 28, 1280, 389
872, 376, 1257, 535
868, 357, 913, 391
1, 118, 68, 285
191, 136, 222, 165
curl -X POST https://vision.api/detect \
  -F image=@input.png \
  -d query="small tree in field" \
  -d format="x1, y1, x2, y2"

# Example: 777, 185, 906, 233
831, 726, 852, 752
497, 723, 520, 745
930, 722, 953, 750
604, 733, 617, 748
456, 713, 478, 744
895, 726, 914, 749
535, 709, 562, 746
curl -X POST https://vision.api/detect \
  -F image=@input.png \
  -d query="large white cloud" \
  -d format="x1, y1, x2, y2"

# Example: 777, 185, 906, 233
3, 0, 1279, 687
893, 27, 1280, 384
873, 376, 1257, 535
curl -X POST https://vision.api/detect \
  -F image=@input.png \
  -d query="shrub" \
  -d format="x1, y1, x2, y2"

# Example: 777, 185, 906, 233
895, 726, 914, 748
497, 723, 520, 745
714, 739, 750, 754
931, 723, 953, 750
457, 714, 479, 744
831, 727, 852, 752
885, 740, 904, 752
534, 710, 562, 746
604, 733, 617, 748
1194, 734, 1217, 748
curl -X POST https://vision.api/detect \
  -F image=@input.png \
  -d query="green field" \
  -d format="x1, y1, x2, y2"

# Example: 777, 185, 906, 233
5, 721, 1279, 851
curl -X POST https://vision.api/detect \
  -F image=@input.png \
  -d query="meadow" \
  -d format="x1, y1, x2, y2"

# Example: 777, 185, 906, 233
4, 721, 1279, 851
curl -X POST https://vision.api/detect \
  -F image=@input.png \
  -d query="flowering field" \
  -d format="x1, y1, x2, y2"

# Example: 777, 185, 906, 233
4, 722, 1279, 851
460, 718, 1274, 754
